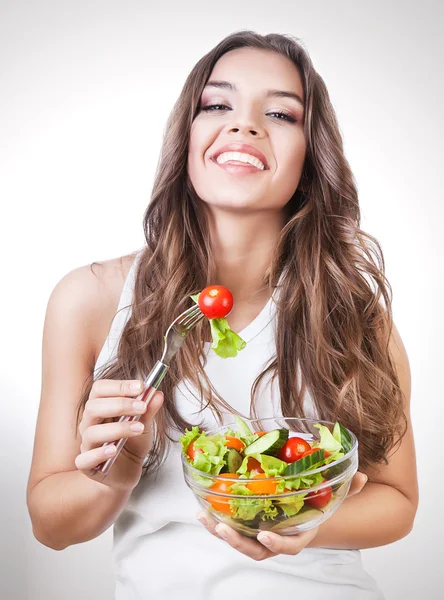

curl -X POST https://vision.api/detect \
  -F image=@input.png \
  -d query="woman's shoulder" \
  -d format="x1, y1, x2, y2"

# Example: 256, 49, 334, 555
48, 252, 139, 365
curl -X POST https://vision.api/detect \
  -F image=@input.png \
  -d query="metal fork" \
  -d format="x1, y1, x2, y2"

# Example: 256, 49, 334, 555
95, 303, 204, 476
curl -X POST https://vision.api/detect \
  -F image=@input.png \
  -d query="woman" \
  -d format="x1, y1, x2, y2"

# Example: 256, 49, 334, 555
27, 31, 418, 599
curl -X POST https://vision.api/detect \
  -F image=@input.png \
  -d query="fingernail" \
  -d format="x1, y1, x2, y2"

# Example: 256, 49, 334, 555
131, 381, 142, 394
130, 422, 144, 432
197, 516, 208, 528
104, 445, 116, 456
133, 401, 146, 412
258, 533, 272, 548
216, 525, 228, 540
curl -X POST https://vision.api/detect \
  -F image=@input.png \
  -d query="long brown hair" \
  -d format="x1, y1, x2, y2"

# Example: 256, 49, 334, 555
82, 30, 406, 473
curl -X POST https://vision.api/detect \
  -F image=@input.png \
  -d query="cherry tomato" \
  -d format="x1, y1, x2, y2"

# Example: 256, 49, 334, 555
198, 285, 234, 319
246, 474, 278, 495
225, 436, 245, 452
206, 473, 239, 514
246, 457, 264, 473
302, 447, 331, 458
187, 440, 203, 461
277, 437, 311, 463
305, 485, 332, 509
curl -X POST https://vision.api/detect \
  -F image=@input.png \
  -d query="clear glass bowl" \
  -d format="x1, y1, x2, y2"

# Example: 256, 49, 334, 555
181, 417, 358, 538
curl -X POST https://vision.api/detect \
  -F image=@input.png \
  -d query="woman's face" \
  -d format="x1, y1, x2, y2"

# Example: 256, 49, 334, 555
187, 47, 306, 213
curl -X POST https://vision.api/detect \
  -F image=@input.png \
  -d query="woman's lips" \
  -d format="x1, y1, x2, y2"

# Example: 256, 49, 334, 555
211, 158, 266, 175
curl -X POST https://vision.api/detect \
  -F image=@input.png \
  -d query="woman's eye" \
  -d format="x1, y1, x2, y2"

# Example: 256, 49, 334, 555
267, 111, 297, 123
200, 104, 230, 112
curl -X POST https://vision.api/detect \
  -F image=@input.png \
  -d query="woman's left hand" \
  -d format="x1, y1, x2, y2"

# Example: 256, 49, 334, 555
196, 471, 368, 561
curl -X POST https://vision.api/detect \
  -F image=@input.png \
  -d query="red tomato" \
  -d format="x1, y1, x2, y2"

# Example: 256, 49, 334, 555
305, 485, 332, 509
206, 473, 239, 514
277, 437, 311, 463
225, 436, 245, 452
198, 285, 234, 319
246, 457, 264, 473
187, 440, 203, 461
302, 447, 331, 458
246, 474, 278, 495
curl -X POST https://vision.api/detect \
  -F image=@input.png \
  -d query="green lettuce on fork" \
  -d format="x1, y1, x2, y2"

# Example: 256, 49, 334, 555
191, 294, 246, 358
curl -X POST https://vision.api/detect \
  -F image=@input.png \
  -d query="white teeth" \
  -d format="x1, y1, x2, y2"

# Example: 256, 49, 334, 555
215, 151, 265, 170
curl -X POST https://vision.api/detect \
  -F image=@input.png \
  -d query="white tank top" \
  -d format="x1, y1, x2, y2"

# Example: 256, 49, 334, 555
94, 250, 383, 600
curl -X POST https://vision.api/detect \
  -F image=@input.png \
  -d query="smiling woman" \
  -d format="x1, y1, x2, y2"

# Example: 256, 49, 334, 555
27, 30, 417, 600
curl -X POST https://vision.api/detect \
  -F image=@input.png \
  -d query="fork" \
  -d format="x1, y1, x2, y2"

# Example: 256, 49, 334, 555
95, 303, 204, 476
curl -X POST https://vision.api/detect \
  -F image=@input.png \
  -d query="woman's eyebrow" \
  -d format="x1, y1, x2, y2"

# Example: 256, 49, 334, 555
204, 80, 304, 108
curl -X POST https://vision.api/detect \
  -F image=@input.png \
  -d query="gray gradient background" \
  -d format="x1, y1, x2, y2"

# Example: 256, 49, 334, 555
1, 1, 442, 599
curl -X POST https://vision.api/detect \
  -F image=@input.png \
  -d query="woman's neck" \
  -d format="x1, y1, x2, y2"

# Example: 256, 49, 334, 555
207, 207, 285, 303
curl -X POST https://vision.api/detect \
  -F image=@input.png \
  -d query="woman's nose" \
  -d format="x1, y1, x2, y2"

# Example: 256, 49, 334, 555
226, 112, 264, 137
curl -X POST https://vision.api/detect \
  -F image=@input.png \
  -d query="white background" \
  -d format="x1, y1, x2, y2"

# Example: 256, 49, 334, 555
1, 1, 442, 598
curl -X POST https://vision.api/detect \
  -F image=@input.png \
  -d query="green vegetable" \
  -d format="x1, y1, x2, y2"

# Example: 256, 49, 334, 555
228, 482, 278, 521
339, 423, 353, 453
253, 454, 287, 477
226, 448, 243, 473
233, 415, 256, 446
180, 426, 201, 455
191, 294, 246, 358
244, 429, 288, 456
276, 493, 306, 517
187, 431, 229, 475
284, 449, 326, 476
313, 423, 343, 454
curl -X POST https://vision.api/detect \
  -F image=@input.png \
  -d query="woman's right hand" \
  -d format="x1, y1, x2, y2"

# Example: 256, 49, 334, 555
75, 379, 164, 491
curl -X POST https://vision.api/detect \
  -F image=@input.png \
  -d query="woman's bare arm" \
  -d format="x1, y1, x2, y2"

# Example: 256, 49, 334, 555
27, 259, 162, 550
306, 322, 418, 549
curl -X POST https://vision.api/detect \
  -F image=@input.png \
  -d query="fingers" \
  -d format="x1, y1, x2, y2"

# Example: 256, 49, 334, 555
196, 511, 319, 560
347, 471, 368, 497
89, 379, 143, 401
79, 396, 147, 435
80, 420, 146, 453
196, 511, 275, 561
75, 443, 119, 471
256, 527, 318, 555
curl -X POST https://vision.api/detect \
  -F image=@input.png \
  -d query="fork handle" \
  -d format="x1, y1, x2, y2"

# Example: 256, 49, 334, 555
94, 361, 169, 476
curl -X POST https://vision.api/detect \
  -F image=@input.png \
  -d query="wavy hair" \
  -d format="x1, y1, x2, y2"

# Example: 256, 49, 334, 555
80, 30, 407, 473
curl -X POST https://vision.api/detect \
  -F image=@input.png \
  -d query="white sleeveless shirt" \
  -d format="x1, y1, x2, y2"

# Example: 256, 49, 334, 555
94, 250, 383, 600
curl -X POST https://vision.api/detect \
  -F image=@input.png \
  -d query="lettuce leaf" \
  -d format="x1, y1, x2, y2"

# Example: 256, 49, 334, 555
234, 415, 256, 446
209, 318, 247, 358
276, 494, 306, 517
313, 423, 343, 454
179, 426, 201, 455
277, 471, 324, 492
192, 433, 229, 475
191, 293, 246, 358
228, 482, 277, 521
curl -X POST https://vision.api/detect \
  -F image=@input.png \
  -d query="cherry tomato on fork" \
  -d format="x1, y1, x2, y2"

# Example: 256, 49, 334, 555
198, 285, 234, 319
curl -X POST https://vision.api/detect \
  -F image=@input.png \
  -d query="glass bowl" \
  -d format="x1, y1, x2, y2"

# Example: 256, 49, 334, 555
181, 417, 358, 538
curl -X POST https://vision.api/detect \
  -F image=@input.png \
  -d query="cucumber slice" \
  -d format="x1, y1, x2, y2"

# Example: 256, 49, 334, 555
243, 429, 289, 457
339, 423, 352, 453
226, 448, 243, 473
270, 508, 324, 531
284, 449, 325, 476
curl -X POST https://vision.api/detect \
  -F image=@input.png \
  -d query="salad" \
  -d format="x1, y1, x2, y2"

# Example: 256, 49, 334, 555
191, 285, 246, 358
180, 416, 353, 528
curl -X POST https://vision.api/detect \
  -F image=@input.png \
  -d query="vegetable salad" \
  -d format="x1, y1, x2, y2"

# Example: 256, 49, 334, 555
180, 416, 353, 526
